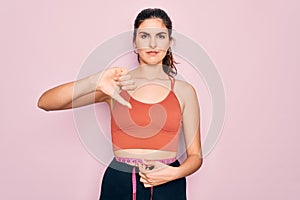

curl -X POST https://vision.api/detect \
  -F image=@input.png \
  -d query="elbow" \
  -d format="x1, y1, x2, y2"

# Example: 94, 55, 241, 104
37, 97, 51, 111
37, 97, 67, 111
194, 154, 203, 171
37, 101, 48, 111
198, 151, 204, 168
198, 157, 203, 170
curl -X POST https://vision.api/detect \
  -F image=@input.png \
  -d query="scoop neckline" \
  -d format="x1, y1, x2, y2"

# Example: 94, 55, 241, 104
123, 90, 173, 105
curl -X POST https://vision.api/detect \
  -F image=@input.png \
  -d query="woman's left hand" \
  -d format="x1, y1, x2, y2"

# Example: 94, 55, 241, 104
138, 160, 178, 187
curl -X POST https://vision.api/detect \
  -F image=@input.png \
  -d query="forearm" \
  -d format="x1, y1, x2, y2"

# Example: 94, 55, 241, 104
37, 72, 100, 111
174, 154, 203, 179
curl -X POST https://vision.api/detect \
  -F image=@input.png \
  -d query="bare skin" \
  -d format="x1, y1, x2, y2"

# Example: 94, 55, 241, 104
37, 18, 203, 188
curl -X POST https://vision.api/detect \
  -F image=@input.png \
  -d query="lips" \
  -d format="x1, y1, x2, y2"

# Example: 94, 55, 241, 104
146, 51, 159, 56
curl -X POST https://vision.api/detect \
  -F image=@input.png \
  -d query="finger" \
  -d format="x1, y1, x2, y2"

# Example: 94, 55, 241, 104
138, 163, 148, 174
114, 73, 132, 84
138, 163, 145, 172
111, 90, 132, 109
120, 84, 137, 91
118, 79, 134, 85
118, 79, 136, 91
143, 183, 152, 188
140, 177, 153, 187
139, 172, 148, 180
138, 160, 156, 173
142, 160, 156, 166
139, 177, 149, 183
114, 67, 128, 76
118, 74, 132, 82
149, 163, 166, 172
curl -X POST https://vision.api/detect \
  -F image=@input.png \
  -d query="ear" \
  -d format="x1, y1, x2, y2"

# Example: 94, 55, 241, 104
132, 40, 138, 53
132, 40, 137, 49
168, 37, 173, 49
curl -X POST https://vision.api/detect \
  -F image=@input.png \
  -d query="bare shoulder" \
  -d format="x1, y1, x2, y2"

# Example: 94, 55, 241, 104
174, 79, 198, 107
174, 79, 197, 96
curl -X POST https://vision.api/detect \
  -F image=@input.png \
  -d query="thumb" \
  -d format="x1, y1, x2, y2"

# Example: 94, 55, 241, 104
111, 89, 132, 109
142, 160, 155, 166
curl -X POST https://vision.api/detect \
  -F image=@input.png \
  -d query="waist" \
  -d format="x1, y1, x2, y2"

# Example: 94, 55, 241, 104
114, 148, 177, 160
108, 157, 181, 174
115, 156, 177, 167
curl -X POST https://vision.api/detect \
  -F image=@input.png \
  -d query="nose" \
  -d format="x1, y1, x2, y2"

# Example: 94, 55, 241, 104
149, 36, 157, 49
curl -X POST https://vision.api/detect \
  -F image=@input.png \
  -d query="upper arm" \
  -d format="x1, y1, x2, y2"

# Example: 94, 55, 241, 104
180, 83, 202, 158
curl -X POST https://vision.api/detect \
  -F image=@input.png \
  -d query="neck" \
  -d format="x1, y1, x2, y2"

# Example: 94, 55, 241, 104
137, 63, 168, 80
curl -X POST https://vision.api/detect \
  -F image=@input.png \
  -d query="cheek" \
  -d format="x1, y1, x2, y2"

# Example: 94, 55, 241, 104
135, 39, 149, 49
157, 40, 170, 50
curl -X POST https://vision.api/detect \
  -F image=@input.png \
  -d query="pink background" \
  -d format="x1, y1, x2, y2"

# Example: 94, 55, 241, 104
1, 0, 299, 199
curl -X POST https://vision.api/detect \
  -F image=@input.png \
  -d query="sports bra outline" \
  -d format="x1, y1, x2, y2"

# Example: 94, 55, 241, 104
110, 76, 182, 152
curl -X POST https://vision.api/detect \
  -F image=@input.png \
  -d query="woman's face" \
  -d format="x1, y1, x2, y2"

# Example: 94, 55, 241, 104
135, 18, 171, 66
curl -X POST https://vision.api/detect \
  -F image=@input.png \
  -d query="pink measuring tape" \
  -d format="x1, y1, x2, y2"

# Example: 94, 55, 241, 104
115, 157, 177, 200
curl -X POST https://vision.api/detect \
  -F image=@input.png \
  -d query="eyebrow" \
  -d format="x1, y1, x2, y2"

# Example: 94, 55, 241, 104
138, 31, 167, 35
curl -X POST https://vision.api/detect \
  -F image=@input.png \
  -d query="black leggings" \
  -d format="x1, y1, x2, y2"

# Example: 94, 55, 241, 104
99, 158, 187, 200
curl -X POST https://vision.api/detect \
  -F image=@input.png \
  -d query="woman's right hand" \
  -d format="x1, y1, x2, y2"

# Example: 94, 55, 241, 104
96, 67, 136, 109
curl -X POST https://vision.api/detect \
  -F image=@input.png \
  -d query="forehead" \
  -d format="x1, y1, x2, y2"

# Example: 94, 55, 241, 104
137, 18, 168, 33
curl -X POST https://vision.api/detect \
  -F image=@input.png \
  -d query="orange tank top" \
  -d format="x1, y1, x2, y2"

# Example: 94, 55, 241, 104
110, 76, 182, 152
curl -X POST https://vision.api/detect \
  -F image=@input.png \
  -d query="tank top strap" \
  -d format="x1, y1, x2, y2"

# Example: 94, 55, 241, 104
168, 76, 175, 91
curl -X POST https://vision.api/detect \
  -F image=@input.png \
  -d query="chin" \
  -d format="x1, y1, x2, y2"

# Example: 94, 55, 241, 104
140, 57, 164, 66
144, 61, 162, 65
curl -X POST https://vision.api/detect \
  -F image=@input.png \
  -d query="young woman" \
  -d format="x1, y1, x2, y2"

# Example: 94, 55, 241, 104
38, 8, 202, 200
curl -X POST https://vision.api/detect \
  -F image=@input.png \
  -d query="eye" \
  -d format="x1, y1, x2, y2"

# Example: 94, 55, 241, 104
157, 34, 166, 39
141, 34, 148, 39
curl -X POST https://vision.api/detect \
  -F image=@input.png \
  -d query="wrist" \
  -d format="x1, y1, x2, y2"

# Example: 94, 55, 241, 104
170, 165, 182, 181
88, 71, 103, 91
